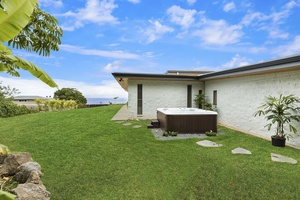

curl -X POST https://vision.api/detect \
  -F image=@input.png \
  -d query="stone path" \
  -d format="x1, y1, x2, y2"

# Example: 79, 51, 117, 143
196, 140, 222, 147
115, 121, 125, 124
231, 147, 252, 155
123, 122, 132, 126
271, 153, 297, 164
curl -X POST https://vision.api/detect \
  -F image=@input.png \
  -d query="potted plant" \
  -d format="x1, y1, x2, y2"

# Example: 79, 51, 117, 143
254, 94, 300, 147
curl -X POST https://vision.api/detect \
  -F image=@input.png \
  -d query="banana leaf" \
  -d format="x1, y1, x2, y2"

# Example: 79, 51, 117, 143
0, 0, 37, 42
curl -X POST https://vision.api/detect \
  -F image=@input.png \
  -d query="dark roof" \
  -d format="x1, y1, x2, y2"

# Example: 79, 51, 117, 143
199, 54, 300, 80
111, 72, 199, 80
13, 96, 51, 100
112, 54, 300, 90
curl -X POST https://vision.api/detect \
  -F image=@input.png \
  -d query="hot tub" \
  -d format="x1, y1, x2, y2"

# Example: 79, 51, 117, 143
157, 108, 218, 133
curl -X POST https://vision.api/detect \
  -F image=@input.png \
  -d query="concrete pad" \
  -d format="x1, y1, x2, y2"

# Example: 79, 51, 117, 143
196, 140, 222, 147
123, 123, 132, 126
231, 147, 252, 155
115, 121, 125, 124
271, 153, 297, 164
133, 125, 142, 128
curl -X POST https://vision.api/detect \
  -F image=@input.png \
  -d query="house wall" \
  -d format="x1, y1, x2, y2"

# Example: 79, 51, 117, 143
127, 80, 203, 119
204, 69, 300, 147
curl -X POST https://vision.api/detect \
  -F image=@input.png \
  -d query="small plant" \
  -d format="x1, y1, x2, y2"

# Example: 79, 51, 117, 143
205, 131, 217, 136
163, 131, 169, 137
171, 131, 178, 136
194, 94, 213, 110
162, 131, 178, 137
0, 144, 10, 155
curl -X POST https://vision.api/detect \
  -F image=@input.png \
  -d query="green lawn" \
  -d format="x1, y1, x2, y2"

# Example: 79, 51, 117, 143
0, 105, 300, 199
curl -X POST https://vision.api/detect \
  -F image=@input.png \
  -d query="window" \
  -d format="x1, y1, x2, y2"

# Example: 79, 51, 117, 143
213, 90, 217, 106
137, 84, 143, 115
187, 85, 192, 108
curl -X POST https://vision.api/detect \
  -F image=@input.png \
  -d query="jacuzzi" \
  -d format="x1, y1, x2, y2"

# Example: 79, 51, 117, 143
157, 108, 218, 133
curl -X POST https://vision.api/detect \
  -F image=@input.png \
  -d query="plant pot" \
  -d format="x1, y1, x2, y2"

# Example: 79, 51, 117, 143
271, 135, 286, 147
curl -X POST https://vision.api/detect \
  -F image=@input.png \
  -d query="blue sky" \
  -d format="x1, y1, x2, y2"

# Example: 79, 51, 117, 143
2, 0, 300, 99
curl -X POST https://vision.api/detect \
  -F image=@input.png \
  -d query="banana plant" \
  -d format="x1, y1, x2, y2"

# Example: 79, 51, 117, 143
0, 0, 59, 87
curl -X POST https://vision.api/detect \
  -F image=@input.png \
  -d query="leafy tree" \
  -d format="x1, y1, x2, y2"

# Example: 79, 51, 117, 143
0, 0, 63, 87
0, 81, 19, 98
54, 88, 87, 107
0, 82, 34, 117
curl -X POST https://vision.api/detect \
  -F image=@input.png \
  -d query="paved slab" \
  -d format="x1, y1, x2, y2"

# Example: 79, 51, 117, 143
115, 121, 125, 124
123, 122, 132, 126
196, 140, 222, 147
231, 147, 252, 155
271, 153, 297, 164
133, 125, 142, 128
111, 105, 129, 121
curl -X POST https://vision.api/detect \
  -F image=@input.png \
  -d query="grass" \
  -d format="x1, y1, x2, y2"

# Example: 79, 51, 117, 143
0, 105, 300, 199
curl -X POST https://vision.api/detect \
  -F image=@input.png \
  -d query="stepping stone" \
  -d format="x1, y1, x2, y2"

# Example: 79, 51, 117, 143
231, 147, 252, 155
123, 123, 132, 126
115, 121, 125, 124
133, 125, 142, 128
271, 153, 297, 164
196, 140, 222, 147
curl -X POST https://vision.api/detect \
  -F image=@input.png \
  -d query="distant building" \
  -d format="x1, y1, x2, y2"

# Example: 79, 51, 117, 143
13, 96, 53, 109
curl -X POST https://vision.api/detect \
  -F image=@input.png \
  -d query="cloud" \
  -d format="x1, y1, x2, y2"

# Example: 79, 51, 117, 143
273, 35, 300, 56
240, 0, 300, 39
193, 19, 243, 45
221, 54, 251, 69
144, 20, 174, 43
103, 61, 121, 72
167, 5, 197, 29
0, 76, 128, 99
187, 0, 197, 6
59, 0, 118, 31
60, 44, 140, 59
223, 2, 236, 12
128, 0, 140, 4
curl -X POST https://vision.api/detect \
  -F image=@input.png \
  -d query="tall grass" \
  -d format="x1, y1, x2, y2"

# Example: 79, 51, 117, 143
0, 105, 299, 199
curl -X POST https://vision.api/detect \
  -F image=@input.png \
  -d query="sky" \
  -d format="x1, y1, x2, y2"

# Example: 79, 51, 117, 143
2, 0, 300, 100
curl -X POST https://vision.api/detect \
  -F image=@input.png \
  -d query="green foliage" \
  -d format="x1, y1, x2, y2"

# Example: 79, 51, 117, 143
0, 190, 16, 200
35, 98, 78, 111
0, 97, 33, 118
162, 131, 178, 137
194, 94, 213, 110
54, 88, 87, 107
0, 144, 10, 155
0, 0, 62, 87
0, 82, 33, 117
0, 81, 19, 97
205, 131, 217, 136
254, 94, 300, 139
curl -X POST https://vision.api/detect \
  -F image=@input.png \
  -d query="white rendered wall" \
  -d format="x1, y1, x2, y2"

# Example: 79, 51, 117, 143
204, 70, 300, 147
127, 80, 203, 119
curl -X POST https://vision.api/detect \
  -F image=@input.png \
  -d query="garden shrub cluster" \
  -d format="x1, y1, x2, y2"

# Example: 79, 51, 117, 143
0, 98, 35, 118
35, 99, 78, 112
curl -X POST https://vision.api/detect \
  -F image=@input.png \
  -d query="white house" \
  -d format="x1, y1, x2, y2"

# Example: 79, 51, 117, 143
112, 54, 300, 147
13, 96, 53, 109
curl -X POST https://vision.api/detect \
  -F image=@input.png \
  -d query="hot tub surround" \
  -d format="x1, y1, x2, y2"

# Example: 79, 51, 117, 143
157, 108, 218, 133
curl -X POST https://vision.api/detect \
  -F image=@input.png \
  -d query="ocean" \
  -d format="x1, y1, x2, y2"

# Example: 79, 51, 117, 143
86, 97, 127, 105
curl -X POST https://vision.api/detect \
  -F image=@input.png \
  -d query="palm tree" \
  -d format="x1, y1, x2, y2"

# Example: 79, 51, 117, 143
254, 94, 300, 139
